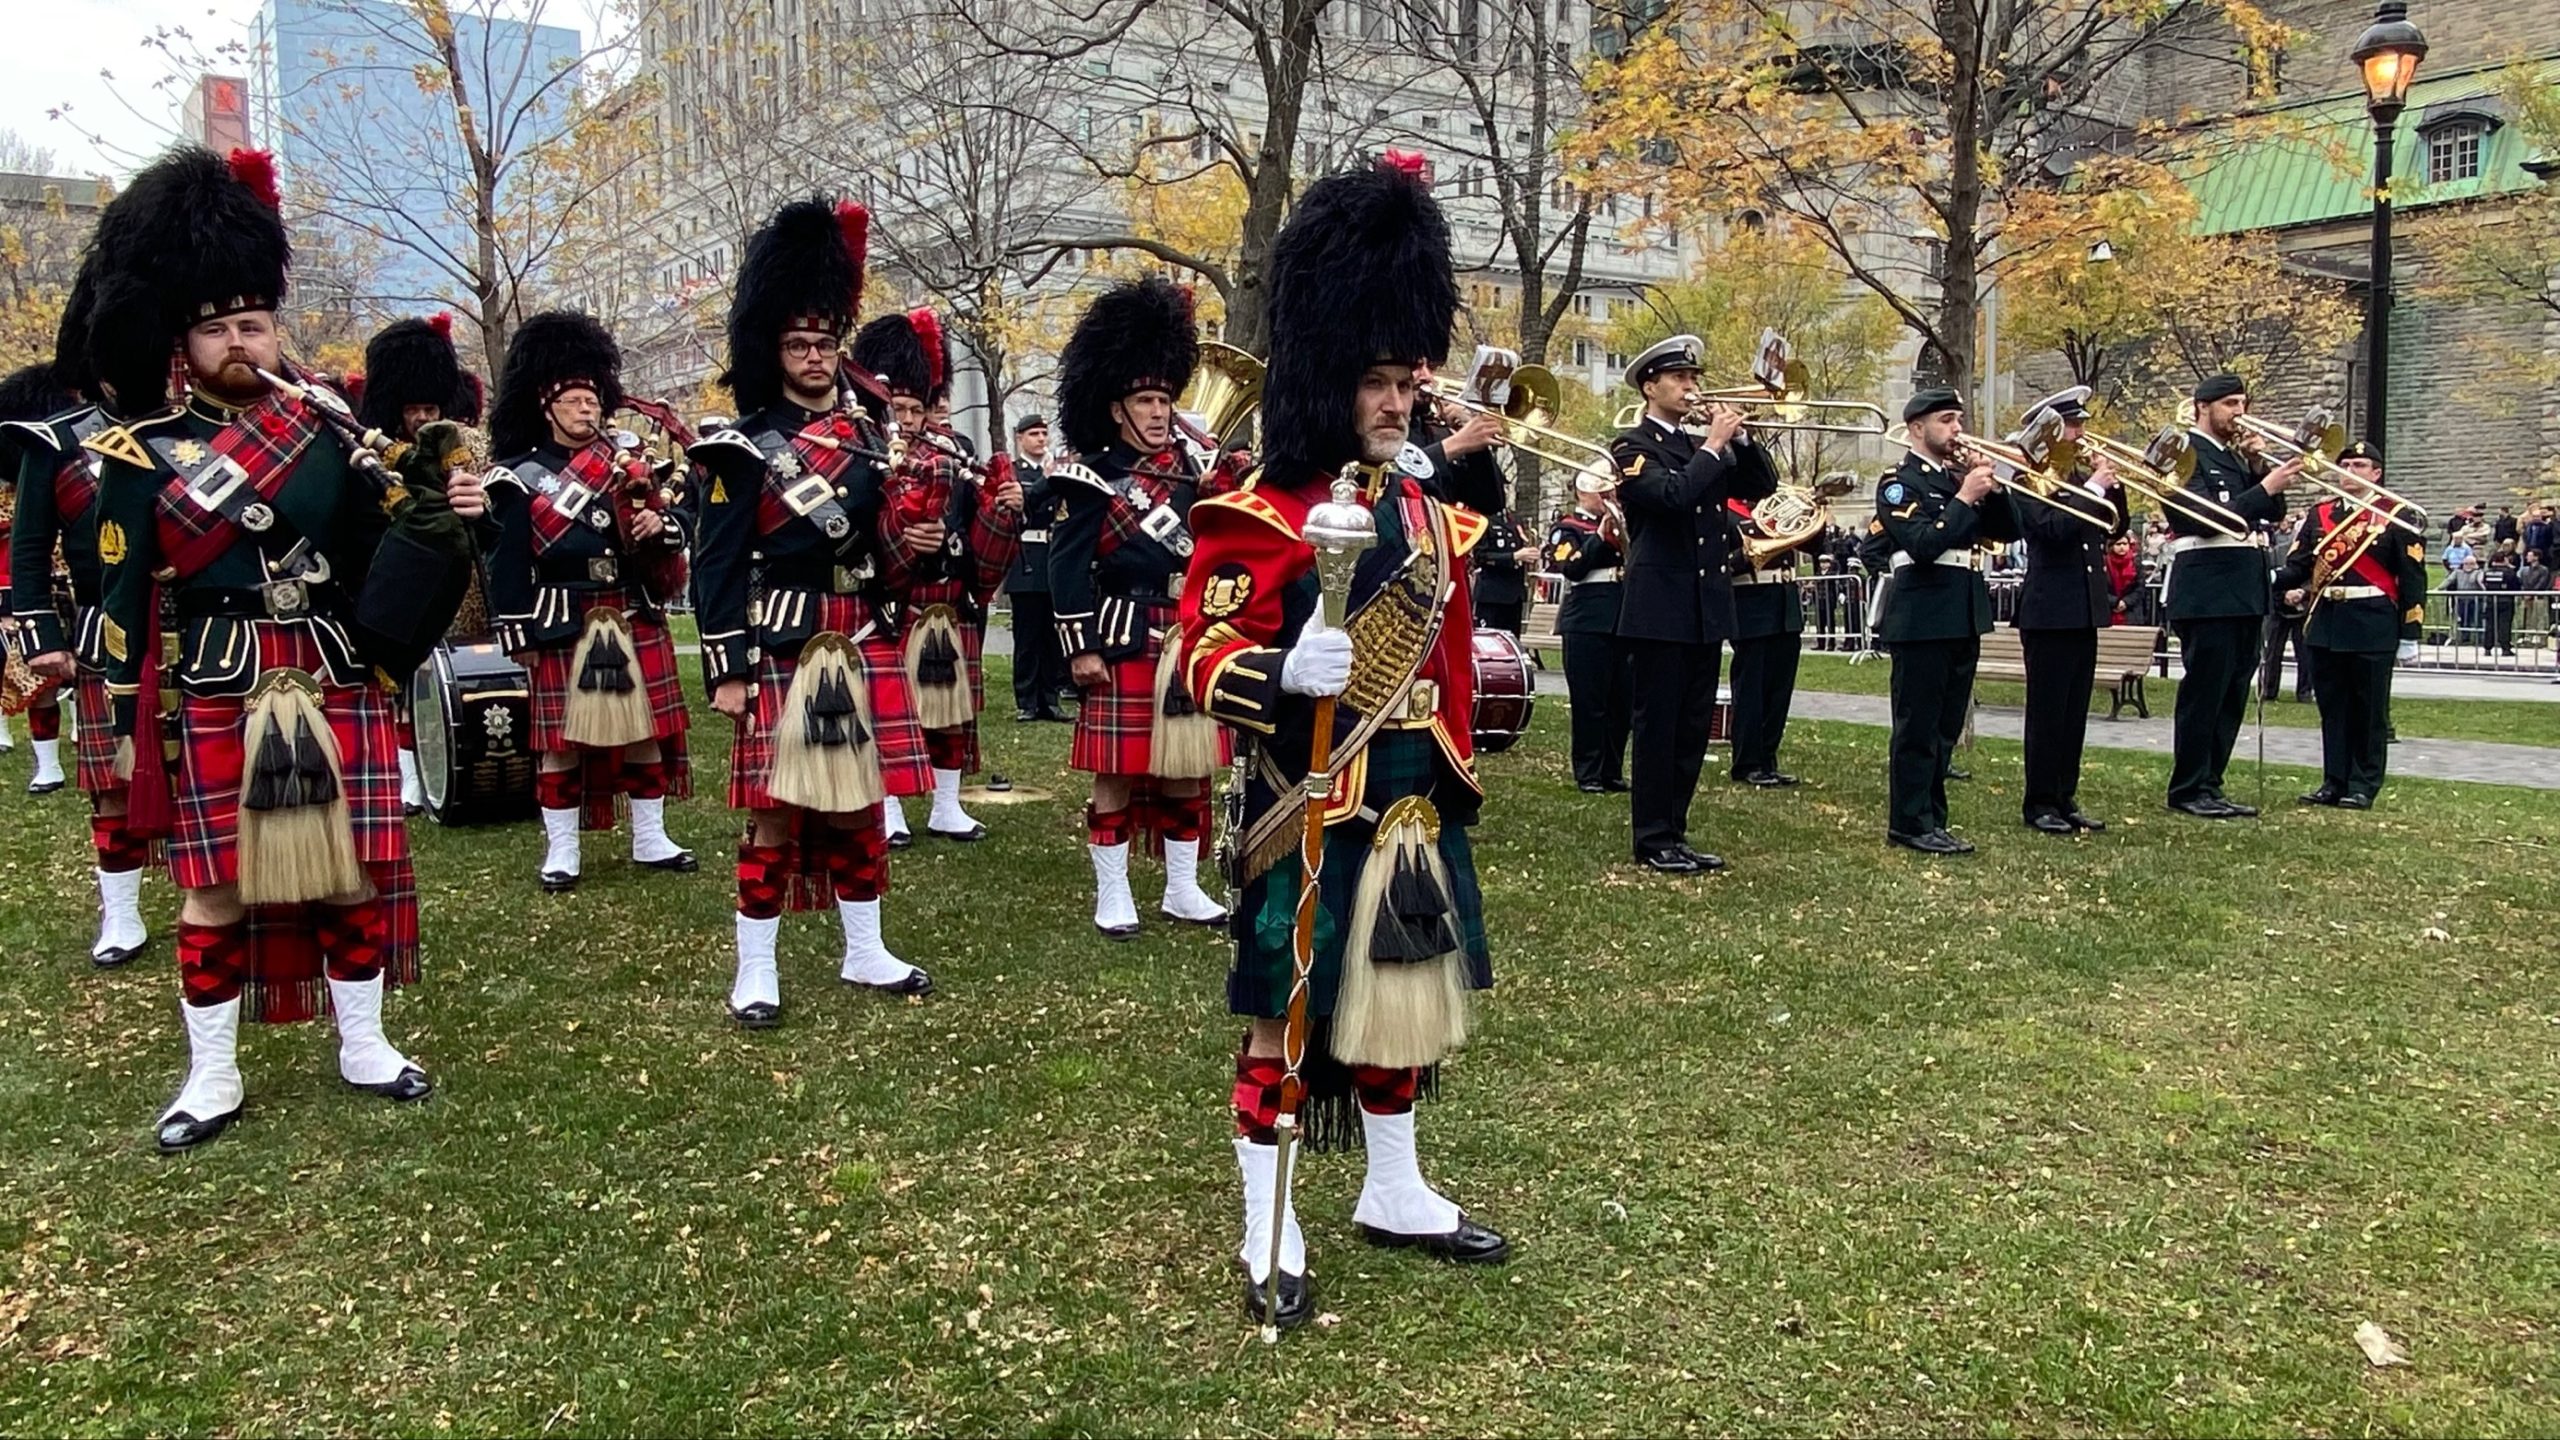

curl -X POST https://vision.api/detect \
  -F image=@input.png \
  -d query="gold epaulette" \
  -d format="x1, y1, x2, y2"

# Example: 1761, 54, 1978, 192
1195, 487, 1300, 543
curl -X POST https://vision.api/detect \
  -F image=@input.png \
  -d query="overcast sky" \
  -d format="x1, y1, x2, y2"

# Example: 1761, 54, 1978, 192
1, 0, 612, 181
0, 0, 260, 178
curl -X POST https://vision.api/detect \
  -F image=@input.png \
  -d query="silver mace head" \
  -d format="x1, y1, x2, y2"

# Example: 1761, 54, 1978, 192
1303, 474, 1378, 629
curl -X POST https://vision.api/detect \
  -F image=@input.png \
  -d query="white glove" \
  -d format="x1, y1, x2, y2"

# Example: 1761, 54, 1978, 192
2396, 639, 2419, 664
1280, 627, 1353, 698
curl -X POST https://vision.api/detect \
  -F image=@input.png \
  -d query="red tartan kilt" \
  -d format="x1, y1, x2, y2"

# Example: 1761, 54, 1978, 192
522, 593, 689, 753
728, 599, 931, 810
170, 625, 406, 891
1069, 624, 1233, 777
73, 664, 126, 799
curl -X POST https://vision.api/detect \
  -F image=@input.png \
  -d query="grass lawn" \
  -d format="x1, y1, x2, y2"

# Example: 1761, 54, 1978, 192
1, 656, 2556, 1435
1793, 653, 2560, 748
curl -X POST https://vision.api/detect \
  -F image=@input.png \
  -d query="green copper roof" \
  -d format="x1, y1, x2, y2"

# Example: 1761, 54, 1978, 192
2187, 57, 2560, 235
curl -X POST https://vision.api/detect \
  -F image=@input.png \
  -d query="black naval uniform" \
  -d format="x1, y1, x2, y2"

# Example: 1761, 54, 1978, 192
1873, 450, 2020, 842
2014, 470, 2129, 826
1724, 499, 1808, 784
1611, 413, 1781, 863
2164, 431, 2287, 809
1007, 455, 1067, 718
1473, 510, 1531, 638
2273, 500, 2426, 805
1546, 506, 1631, 790
1410, 407, 1507, 519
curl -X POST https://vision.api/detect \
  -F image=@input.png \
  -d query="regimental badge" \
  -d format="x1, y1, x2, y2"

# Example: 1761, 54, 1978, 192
1198, 563, 1254, 619
587, 506, 612, 531
1395, 442, 1435, 480
535, 470, 562, 497
773, 452, 803, 479
239, 502, 275, 533
171, 439, 207, 467
1882, 482, 1906, 506
98, 519, 127, 566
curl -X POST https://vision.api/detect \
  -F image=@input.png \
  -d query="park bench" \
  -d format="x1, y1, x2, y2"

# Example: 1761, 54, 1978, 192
1974, 624, 2164, 720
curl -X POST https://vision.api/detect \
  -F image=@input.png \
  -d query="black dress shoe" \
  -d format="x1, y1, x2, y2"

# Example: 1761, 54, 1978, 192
92, 940, 149, 969
2025, 812, 2075, 836
1673, 844, 1728, 873
1599, 778, 1629, 792
2214, 798, 2259, 818
2168, 798, 2236, 820
2297, 786, 2342, 807
1358, 1216, 1511, 1264
1933, 829, 1977, 854
986, 772, 1012, 793
1015, 708, 1041, 722
1240, 1268, 1315, 1329
2334, 793, 2372, 810
155, 1105, 241, 1153
635, 850, 700, 873
1578, 780, 1606, 793
540, 870, 580, 894
1097, 919, 1143, 941
1738, 769, 1799, 787
2064, 810, 2107, 833
729, 1000, 782, 1030
1637, 848, 1702, 875
1888, 829, 1968, 855
928, 822, 988, 842
402, 801, 424, 818
1945, 766, 1973, 782
351, 1067, 433, 1102
845, 968, 934, 996
887, 830, 915, 850
27, 778, 65, 796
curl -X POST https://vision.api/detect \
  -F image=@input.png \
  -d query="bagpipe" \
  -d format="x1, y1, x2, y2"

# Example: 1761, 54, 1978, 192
609, 395, 697, 604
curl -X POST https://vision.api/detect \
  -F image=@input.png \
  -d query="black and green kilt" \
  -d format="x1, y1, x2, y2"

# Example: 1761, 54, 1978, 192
1225, 729, 1491, 1020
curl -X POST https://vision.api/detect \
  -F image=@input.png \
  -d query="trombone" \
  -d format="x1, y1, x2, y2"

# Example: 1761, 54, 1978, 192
2232, 406, 2429, 538
1883, 414, 2115, 532
1606, 334, 1890, 438
2079, 426, 2252, 539
1427, 361, 1616, 470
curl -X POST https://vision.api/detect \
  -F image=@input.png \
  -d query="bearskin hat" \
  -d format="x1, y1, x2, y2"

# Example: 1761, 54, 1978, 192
489, 310, 623, 458
452, 371, 485, 426
1055, 276, 1197, 457
86, 147, 290, 336
723, 198, 869, 415
356, 313, 468, 435
49, 263, 99, 405
850, 306, 947, 405
1261, 159, 1457, 485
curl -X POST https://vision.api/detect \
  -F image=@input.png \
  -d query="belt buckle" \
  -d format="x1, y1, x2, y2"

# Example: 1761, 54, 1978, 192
831, 560, 872, 594
781, 474, 835, 514
1139, 504, 1191, 556
260, 578, 310, 619
1407, 680, 1438, 720
587, 556, 620, 584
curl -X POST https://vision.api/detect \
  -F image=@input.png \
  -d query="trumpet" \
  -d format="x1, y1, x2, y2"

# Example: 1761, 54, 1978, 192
2079, 426, 2250, 539
2232, 407, 2428, 538
1428, 362, 1615, 470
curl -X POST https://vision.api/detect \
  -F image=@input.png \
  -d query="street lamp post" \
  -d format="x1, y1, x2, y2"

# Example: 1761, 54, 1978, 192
2352, 2, 2428, 446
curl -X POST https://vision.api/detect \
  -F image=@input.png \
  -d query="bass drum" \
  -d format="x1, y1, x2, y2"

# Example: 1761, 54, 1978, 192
1469, 627, 1536, 754
412, 641, 538, 826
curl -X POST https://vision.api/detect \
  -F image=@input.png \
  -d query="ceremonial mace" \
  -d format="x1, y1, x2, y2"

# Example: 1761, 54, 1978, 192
1262, 475, 1377, 1344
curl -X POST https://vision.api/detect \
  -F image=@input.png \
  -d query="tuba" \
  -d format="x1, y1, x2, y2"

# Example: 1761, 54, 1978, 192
1180, 342, 1264, 454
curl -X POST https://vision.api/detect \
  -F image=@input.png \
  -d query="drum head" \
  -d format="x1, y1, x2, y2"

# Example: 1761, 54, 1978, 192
412, 649, 457, 817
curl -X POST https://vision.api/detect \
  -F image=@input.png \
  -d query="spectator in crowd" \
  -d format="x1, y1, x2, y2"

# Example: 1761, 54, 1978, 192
2523, 505, 2555, 566
2520, 549, 2554, 651
2493, 505, 2520, 550
1809, 553, 1846, 650
2483, 545, 2521, 655
2259, 518, 2313, 702
2106, 533, 2146, 626
2443, 532, 2475, 573
2446, 554, 2484, 647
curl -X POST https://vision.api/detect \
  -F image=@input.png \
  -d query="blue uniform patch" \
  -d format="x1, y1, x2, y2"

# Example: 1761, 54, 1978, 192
1882, 481, 1906, 506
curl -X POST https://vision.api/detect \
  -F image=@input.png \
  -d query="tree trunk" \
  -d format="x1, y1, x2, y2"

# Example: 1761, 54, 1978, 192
1935, 0, 1984, 398
1224, 0, 1321, 355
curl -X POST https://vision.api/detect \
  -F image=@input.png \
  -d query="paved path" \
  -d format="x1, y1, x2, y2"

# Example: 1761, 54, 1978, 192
1787, 692, 2560, 790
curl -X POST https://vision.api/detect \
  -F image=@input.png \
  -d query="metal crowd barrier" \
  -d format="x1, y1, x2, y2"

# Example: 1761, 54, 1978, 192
2412, 587, 2557, 674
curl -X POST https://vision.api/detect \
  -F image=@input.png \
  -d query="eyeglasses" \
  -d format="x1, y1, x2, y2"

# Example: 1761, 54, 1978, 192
782, 337, 839, 359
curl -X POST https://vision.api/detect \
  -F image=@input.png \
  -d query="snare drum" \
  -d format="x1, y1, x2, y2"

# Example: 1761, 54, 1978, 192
1469, 627, 1536, 754
412, 641, 537, 826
